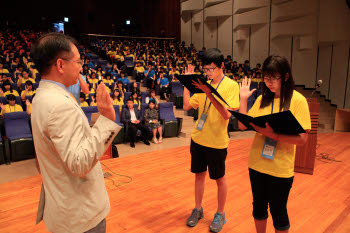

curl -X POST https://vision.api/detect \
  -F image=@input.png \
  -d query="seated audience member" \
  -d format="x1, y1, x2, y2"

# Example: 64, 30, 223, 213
102, 73, 114, 86
194, 67, 201, 75
115, 80, 126, 99
109, 64, 120, 78
81, 64, 91, 77
121, 99, 150, 148
0, 74, 14, 84
145, 89, 159, 106
0, 94, 23, 115
0, 62, 9, 74
1, 80, 19, 97
96, 65, 105, 78
118, 72, 129, 87
20, 80, 36, 101
169, 66, 180, 81
133, 61, 145, 82
130, 82, 141, 98
144, 99, 163, 144
112, 89, 124, 112
130, 91, 141, 109
144, 62, 156, 89
88, 72, 99, 89
17, 70, 35, 89
157, 72, 171, 100
80, 92, 89, 107
84, 57, 94, 69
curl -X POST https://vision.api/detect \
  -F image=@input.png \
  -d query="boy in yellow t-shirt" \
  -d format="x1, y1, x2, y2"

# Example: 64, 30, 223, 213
183, 49, 239, 232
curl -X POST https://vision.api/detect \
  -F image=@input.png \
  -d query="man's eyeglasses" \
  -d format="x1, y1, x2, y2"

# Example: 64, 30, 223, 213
263, 76, 281, 83
203, 67, 217, 73
62, 58, 84, 66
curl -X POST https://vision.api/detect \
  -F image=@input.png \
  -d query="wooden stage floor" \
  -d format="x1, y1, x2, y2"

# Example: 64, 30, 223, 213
0, 133, 349, 233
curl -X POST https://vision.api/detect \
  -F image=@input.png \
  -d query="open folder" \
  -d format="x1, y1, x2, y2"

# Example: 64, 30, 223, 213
229, 110, 305, 135
177, 74, 230, 107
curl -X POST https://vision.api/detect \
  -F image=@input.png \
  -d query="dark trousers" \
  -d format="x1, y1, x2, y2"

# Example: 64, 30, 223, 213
147, 78, 155, 89
249, 168, 294, 231
128, 123, 148, 142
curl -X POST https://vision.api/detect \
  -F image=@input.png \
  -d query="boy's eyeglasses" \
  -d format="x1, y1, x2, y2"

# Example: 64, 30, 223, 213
203, 67, 217, 73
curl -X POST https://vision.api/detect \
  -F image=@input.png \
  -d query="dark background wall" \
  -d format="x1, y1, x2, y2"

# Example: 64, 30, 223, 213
1, 0, 180, 40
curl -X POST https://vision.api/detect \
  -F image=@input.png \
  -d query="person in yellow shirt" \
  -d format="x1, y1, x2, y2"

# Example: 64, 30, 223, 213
96, 65, 105, 78
134, 61, 145, 82
17, 70, 36, 89
102, 73, 114, 87
130, 91, 141, 110
112, 89, 124, 113
0, 94, 23, 116
88, 72, 99, 89
115, 51, 124, 62
183, 49, 240, 232
0, 62, 9, 74
97, 80, 111, 93
80, 92, 89, 107
238, 56, 311, 233
21, 80, 36, 101
1, 80, 19, 97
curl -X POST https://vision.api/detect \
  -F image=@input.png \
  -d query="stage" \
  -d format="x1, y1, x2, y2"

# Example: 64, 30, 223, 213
0, 133, 349, 233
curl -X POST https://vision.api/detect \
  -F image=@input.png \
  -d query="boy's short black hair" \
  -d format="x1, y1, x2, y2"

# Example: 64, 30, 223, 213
149, 99, 156, 104
80, 92, 85, 99
25, 80, 33, 86
7, 94, 16, 101
202, 48, 224, 68
126, 98, 134, 103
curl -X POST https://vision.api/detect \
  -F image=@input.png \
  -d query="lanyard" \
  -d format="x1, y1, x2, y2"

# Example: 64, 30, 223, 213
9, 105, 15, 112
203, 75, 225, 114
271, 100, 274, 114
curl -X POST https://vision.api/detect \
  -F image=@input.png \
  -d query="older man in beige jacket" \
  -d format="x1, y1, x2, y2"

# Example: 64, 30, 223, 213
31, 33, 121, 233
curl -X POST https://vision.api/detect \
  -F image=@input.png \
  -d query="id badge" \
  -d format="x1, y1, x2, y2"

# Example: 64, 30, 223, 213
196, 113, 207, 131
261, 137, 278, 160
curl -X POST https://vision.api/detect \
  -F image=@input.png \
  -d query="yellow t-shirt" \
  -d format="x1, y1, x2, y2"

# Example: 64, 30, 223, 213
0, 69, 9, 74
113, 98, 124, 112
19, 77, 36, 84
247, 90, 311, 178
189, 77, 240, 149
90, 102, 97, 107
4, 90, 19, 97
80, 101, 89, 107
102, 79, 114, 86
1, 104, 23, 115
133, 99, 141, 109
32, 69, 39, 80
135, 66, 145, 73
88, 78, 99, 88
22, 90, 36, 97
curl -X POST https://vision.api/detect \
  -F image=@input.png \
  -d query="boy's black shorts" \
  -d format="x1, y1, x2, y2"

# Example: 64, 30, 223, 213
190, 139, 227, 180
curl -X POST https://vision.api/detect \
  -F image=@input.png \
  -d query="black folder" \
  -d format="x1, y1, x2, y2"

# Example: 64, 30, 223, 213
177, 74, 230, 107
229, 110, 305, 135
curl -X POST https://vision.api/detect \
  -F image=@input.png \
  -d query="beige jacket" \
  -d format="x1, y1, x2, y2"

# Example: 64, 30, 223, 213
31, 81, 121, 233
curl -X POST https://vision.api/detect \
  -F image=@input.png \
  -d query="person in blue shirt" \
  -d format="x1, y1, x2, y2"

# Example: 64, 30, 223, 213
117, 72, 129, 87
144, 62, 156, 89
84, 57, 94, 70
157, 71, 171, 100
68, 74, 89, 104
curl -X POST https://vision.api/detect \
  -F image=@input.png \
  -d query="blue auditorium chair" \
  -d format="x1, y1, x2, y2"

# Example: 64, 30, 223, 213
81, 106, 99, 125
3, 112, 35, 162
112, 105, 124, 144
158, 102, 182, 137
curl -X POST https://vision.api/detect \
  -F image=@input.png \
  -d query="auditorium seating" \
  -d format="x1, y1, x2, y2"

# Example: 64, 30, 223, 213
3, 112, 35, 162
158, 102, 182, 137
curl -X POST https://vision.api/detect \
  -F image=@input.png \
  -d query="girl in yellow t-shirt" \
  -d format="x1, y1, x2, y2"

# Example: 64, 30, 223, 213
0, 94, 23, 116
112, 89, 124, 113
238, 55, 311, 233
1, 80, 19, 97
80, 92, 89, 107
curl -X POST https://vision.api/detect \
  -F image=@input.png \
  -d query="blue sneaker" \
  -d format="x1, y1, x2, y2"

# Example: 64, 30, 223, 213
209, 212, 227, 232
186, 207, 204, 227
